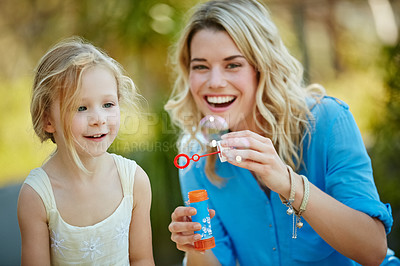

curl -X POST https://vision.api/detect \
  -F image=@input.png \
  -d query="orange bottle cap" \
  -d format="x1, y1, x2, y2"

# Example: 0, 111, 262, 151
188, 189, 208, 203
194, 237, 215, 251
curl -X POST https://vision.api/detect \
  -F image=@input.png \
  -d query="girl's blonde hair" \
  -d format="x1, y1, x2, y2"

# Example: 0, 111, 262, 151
165, 0, 325, 182
31, 36, 139, 172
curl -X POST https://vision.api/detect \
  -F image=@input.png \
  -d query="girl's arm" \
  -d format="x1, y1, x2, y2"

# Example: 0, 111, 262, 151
17, 184, 51, 266
129, 165, 154, 265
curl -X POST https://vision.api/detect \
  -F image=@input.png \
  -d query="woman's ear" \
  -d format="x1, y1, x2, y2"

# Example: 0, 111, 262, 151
44, 112, 55, 133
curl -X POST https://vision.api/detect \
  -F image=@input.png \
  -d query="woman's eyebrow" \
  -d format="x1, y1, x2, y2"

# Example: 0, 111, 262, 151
190, 55, 244, 62
190, 58, 206, 62
224, 55, 245, 61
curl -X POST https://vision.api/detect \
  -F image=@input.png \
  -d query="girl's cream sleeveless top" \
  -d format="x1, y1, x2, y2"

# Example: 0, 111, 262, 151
24, 154, 136, 265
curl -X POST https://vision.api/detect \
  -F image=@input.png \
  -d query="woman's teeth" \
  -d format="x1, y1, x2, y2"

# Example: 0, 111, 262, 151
207, 96, 235, 104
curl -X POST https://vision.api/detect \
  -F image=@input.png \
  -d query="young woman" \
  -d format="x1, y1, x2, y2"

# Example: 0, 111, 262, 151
165, 0, 393, 265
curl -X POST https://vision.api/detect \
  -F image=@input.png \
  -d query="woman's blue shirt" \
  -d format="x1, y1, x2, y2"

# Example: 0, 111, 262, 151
179, 96, 393, 266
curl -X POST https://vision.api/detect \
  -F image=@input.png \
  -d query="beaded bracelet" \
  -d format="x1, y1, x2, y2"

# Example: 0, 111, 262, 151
292, 175, 310, 239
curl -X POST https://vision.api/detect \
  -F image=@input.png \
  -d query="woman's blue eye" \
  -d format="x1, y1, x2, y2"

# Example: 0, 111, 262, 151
103, 103, 114, 108
227, 63, 240, 69
78, 106, 87, 111
192, 65, 207, 70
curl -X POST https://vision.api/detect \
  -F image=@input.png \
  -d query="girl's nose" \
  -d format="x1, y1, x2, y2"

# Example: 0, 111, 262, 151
89, 110, 107, 126
208, 68, 227, 89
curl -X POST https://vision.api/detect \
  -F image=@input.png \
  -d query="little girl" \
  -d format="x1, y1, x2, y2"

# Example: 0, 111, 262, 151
17, 37, 154, 265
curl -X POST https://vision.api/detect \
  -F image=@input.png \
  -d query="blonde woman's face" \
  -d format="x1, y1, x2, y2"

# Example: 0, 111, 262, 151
189, 29, 258, 131
47, 66, 120, 158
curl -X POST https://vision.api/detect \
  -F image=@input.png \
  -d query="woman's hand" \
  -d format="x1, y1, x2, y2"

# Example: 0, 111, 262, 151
168, 206, 215, 252
220, 130, 290, 196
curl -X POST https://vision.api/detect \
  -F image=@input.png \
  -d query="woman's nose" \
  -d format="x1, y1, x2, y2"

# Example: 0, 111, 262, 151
208, 68, 227, 89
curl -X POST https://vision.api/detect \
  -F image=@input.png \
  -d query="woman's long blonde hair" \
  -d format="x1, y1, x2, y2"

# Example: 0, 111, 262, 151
31, 37, 139, 172
165, 0, 324, 182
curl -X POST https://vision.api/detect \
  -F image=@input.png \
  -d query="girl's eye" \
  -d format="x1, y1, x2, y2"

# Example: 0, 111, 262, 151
78, 106, 87, 112
103, 103, 114, 108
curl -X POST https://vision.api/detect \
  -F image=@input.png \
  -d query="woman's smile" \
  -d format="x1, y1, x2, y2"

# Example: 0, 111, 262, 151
204, 94, 237, 111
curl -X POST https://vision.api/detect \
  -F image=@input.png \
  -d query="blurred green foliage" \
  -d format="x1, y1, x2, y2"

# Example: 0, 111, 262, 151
0, 0, 399, 264
370, 42, 400, 253
0, 78, 54, 184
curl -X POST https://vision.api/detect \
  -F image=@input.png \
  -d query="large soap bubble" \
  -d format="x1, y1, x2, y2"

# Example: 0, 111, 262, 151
199, 115, 229, 147
174, 115, 230, 169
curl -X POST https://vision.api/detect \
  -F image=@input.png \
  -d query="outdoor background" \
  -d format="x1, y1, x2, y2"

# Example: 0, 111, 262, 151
0, 0, 399, 265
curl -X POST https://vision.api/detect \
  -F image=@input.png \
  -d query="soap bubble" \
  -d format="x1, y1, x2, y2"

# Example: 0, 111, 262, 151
199, 115, 229, 146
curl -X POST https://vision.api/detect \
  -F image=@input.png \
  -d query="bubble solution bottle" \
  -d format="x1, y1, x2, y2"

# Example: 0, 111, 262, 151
188, 189, 216, 251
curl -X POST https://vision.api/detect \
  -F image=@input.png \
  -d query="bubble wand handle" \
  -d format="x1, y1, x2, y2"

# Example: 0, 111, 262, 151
198, 151, 220, 158
174, 151, 220, 169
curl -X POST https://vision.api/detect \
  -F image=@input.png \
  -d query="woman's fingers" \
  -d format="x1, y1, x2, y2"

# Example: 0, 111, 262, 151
220, 131, 274, 153
221, 130, 269, 144
170, 206, 200, 234
170, 228, 202, 243
176, 244, 199, 252
172, 232, 202, 252
171, 206, 196, 222
222, 149, 268, 173
169, 220, 201, 233
169, 206, 216, 252
222, 148, 265, 164
209, 209, 215, 219
219, 130, 289, 192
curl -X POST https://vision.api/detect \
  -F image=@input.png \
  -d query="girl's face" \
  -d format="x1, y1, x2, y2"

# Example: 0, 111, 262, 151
189, 29, 258, 131
47, 66, 120, 158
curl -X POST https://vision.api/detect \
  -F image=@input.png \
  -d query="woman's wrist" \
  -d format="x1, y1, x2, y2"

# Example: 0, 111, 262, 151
277, 165, 299, 201
291, 172, 305, 211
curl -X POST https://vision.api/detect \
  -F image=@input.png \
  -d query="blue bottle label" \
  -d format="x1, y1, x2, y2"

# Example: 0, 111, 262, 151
190, 200, 213, 240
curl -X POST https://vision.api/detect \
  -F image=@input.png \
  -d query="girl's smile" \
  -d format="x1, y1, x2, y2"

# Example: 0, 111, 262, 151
84, 133, 109, 142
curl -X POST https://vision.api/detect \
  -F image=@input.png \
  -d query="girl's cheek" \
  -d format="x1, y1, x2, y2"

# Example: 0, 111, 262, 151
107, 114, 120, 126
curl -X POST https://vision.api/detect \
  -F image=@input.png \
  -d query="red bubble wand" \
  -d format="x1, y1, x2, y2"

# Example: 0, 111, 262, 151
174, 115, 229, 169
174, 151, 221, 169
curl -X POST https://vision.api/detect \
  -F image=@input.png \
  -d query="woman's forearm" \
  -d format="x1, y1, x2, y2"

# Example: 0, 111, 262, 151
289, 175, 387, 266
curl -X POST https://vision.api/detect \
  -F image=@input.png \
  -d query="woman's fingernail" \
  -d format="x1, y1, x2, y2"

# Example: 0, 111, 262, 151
194, 234, 202, 240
